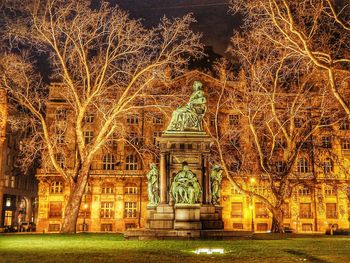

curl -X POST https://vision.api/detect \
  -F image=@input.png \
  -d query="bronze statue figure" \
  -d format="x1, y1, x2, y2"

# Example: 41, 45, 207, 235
146, 163, 160, 205
166, 80, 207, 132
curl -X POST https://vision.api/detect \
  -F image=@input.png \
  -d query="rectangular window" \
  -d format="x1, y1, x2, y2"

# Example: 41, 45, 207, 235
341, 139, 350, 150
299, 203, 312, 218
125, 223, 136, 230
323, 159, 333, 174
275, 161, 286, 173
322, 136, 332, 148
126, 114, 139, 125
4, 175, 9, 187
48, 224, 61, 232
340, 120, 350, 130
325, 186, 335, 196
152, 115, 163, 125
101, 224, 113, 232
124, 202, 137, 218
282, 203, 290, 218
257, 223, 268, 231
4, 211, 12, 226
298, 187, 311, 196
85, 113, 95, 123
100, 202, 114, 218
210, 116, 216, 127
55, 109, 67, 121
125, 187, 138, 195
231, 202, 243, 218
56, 129, 65, 144
10, 176, 15, 188
107, 132, 118, 148
301, 223, 313, 232
255, 203, 269, 218
232, 223, 243, 230
326, 203, 337, 219
83, 131, 94, 144
101, 185, 114, 194
231, 186, 242, 195
49, 202, 62, 218
153, 131, 162, 146
229, 114, 239, 127
294, 118, 302, 128
77, 224, 89, 232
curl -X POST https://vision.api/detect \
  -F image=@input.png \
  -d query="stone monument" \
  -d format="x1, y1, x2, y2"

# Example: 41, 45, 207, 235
126, 81, 231, 239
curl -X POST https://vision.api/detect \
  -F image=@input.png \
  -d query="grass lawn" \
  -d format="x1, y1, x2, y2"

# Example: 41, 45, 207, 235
0, 233, 349, 263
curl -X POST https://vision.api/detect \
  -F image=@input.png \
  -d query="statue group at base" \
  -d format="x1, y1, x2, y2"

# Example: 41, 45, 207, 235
170, 163, 202, 204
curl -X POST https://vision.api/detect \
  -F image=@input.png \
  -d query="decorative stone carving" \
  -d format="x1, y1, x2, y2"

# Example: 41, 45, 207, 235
166, 81, 207, 132
171, 163, 202, 204
210, 165, 223, 205
146, 163, 160, 206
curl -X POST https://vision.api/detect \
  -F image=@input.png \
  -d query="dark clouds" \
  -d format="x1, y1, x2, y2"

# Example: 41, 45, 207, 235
111, 0, 240, 56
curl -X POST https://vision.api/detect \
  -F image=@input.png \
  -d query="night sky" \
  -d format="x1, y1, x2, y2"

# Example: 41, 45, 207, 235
111, 0, 240, 56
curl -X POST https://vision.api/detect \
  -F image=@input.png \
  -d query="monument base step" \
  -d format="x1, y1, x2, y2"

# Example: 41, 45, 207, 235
148, 219, 174, 229
124, 229, 253, 240
174, 221, 202, 230
201, 220, 224, 230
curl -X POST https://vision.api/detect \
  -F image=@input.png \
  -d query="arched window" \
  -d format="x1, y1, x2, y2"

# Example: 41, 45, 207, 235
297, 157, 309, 173
54, 153, 65, 169
125, 154, 138, 170
50, 181, 63, 194
102, 153, 115, 170
323, 158, 333, 174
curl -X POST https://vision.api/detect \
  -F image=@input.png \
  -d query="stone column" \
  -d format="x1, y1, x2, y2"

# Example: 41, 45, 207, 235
159, 152, 167, 204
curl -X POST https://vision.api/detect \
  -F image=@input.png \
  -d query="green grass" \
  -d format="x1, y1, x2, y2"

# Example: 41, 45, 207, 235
0, 233, 349, 263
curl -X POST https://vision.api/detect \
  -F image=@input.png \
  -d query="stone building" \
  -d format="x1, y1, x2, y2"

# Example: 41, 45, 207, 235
35, 71, 350, 233
0, 89, 38, 229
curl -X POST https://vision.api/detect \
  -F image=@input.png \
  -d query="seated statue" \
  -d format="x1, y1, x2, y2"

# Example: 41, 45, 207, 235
171, 163, 202, 204
166, 81, 207, 132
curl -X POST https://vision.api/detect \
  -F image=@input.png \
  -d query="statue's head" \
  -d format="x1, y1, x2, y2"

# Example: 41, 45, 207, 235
150, 163, 157, 169
192, 81, 203, 91
182, 162, 189, 171
212, 165, 222, 171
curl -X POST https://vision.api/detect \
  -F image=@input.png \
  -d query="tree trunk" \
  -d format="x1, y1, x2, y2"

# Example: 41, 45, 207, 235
60, 168, 89, 234
271, 208, 284, 233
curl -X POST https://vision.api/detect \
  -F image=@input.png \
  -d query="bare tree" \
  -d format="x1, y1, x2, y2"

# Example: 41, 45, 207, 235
230, 0, 350, 117
0, 0, 202, 233
208, 51, 341, 232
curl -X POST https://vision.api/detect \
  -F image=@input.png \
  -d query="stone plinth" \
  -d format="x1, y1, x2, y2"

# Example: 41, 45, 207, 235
200, 204, 224, 230
174, 204, 202, 230
146, 204, 174, 230
175, 204, 200, 221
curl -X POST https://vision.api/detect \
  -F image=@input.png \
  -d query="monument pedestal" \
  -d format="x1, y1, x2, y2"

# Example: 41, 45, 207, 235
174, 204, 202, 230
147, 204, 174, 229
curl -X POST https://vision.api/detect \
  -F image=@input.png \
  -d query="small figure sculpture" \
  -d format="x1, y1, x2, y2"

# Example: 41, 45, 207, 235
146, 163, 160, 205
166, 81, 207, 132
210, 165, 223, 205
171, 163, 202, 204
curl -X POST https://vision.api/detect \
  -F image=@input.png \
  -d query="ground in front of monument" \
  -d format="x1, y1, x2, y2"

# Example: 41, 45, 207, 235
1, 233, 349, 263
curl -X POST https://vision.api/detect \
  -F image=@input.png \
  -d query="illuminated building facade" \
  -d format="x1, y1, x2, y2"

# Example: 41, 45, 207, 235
35, 71, 350, 233
0, 89, 38, 229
